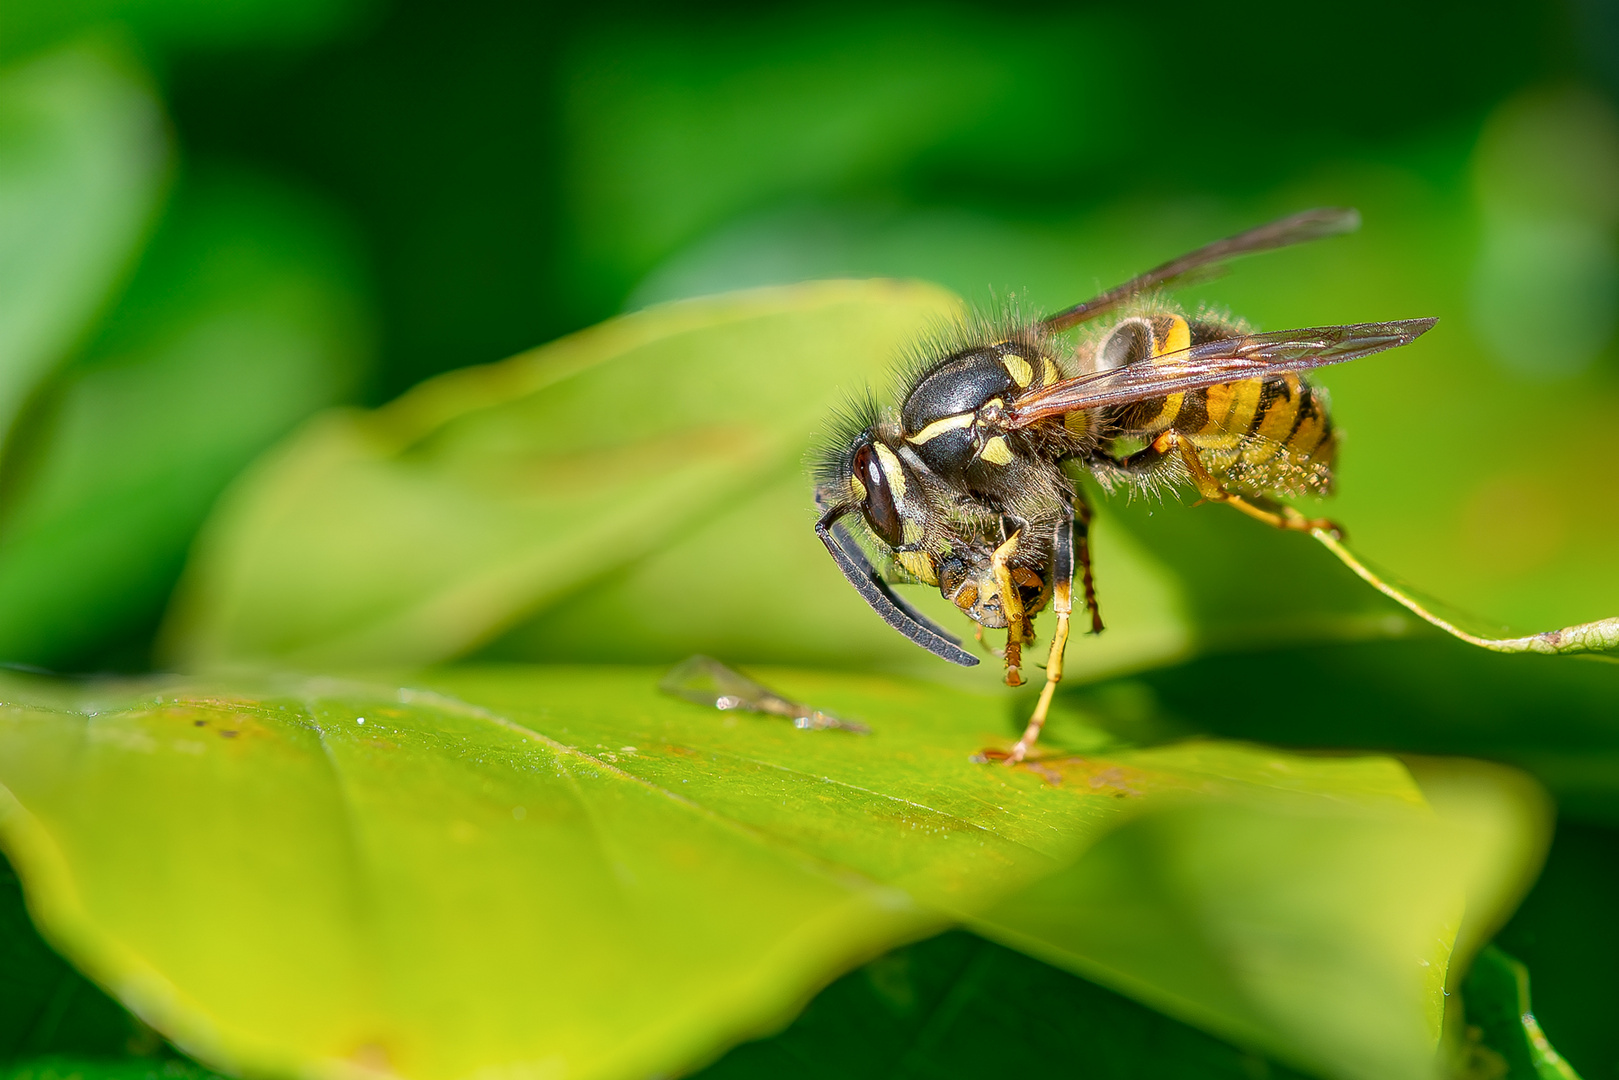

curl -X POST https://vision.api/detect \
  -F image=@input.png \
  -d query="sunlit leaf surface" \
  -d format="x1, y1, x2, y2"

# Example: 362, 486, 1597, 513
0, 666, 1543, 1080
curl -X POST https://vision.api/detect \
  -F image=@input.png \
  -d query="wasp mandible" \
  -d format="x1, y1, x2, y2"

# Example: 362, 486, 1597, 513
813, 209, 1436, 762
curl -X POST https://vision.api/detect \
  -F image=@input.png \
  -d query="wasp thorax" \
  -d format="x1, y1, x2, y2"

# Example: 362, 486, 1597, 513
900, 341, 1047, 481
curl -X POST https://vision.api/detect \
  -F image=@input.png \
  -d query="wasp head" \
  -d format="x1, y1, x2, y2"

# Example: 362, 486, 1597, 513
813, 396, 933, 550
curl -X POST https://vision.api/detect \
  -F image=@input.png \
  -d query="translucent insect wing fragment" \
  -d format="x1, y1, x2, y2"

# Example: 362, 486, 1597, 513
659, 655, 871, 733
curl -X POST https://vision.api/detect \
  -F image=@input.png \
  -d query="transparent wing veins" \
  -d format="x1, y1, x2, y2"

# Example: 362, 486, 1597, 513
1039, 207, 1362, 332
1006, 318, 1437, 427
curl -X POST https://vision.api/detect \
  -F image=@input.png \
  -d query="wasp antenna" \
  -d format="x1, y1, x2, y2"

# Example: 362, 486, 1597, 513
813, 500, 979, 667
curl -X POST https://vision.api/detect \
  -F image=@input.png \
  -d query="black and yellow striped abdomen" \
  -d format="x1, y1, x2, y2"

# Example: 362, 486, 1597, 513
1105, 313, 1338, 498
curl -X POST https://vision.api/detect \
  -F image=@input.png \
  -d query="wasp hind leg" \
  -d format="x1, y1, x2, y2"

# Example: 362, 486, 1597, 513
1122, 431, 1343, 539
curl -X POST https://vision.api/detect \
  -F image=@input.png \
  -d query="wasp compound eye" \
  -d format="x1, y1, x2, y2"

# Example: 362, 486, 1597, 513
852, 442, 903, 546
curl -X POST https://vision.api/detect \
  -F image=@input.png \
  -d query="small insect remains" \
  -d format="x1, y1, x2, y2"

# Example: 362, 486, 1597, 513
812, 209, 1436, 763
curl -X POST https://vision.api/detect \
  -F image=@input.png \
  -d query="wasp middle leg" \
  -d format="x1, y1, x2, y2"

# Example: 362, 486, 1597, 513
1072, 485, 1103, 636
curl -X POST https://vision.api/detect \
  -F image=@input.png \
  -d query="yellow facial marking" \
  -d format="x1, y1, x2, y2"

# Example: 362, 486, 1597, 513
980, 435, 1014, 466
850, 474, 867, 501
873, 443, 906, 498
1041, 358, 1059, 385
1002, 355, 1033, 387
896, 550, 937, 586
906, 412, 973, 445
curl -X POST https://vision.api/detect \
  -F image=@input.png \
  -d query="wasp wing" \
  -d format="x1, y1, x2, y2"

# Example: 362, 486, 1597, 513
1040, 208, 1362, 333
1006, 318, 1436, 427
814, 498, 979, 667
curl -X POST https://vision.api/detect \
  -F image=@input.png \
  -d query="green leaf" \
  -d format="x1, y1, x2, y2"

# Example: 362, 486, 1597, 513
970, 756, 1547, 1080
0, 37, 169, 442
1494, 822, 1619, 1076
1458, 946, 1582, 1080
0, 164, 374, 668
0, 666, 1545, 1080
1067, 637, 1619, 824
1313, 533, 1618, 657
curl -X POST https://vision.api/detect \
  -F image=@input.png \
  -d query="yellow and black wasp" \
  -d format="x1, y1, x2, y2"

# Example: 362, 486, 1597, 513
813, 209, 1436, 762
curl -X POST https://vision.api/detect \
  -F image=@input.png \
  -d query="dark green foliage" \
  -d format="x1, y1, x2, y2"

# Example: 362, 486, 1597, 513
0, 1, 1615, 1079
1496, 824, 1619, 1078
0, 863, 135, 1062
697, 931, 1314, 1080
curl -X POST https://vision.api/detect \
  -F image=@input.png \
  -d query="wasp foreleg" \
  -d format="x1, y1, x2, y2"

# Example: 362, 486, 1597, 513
989, 530, 1026, 687
1006, 502, 1077, 763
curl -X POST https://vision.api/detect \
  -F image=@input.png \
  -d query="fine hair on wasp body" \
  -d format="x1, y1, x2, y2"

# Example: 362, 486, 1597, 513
812, 208, 1437, 763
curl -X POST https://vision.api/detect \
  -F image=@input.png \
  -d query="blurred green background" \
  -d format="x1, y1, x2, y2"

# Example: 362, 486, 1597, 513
1, 0, 1617, 1076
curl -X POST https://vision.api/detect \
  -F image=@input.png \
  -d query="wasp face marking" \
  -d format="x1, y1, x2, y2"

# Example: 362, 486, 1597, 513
979, 435, 1013, 465
872, 443, 907, 497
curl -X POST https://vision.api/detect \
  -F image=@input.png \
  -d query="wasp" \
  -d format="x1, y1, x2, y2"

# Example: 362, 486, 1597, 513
812, 209, 1436, 762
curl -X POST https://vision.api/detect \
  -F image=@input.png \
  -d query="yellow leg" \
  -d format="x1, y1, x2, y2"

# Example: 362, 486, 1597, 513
990, 530, 1025, 687
1170, 432, 1343, 538
1006, 572, 1071, 763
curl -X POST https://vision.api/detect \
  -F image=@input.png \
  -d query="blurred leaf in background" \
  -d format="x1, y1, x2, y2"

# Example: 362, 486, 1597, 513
0, 37, 169, 447
0, 0, 377, 674
1470, 84, 1619, 381
0, 0, 376, 67
0, 166, 373, 670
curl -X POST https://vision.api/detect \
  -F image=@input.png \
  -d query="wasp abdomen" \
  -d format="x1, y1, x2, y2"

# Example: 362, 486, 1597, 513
1100, 315, 1338, 497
